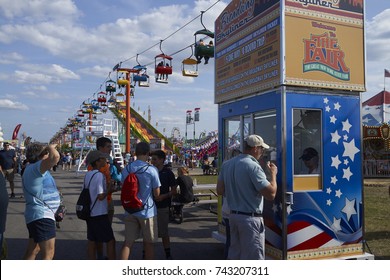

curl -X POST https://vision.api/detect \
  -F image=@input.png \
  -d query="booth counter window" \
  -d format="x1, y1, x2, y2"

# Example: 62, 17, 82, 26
293, 109, 322, 191
223, 110, 276, 163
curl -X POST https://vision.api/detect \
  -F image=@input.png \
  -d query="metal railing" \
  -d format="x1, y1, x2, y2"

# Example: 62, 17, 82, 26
363, 160, 390, 177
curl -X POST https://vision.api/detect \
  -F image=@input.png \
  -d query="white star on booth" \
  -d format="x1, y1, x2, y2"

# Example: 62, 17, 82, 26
342, 119, 352, 133
325, 105, 331, 112
287, 205, 292, 215
331, 217, 342, 232
331, 155, 342, 169
334, 102, 341, 111
272, 203, 278, 213
331, 176, 338, 185
344, 158, 349, 165
343, 134, 348, 141
324, 97, 329, 104
331, 130, 341, 144
343, 139, 360, 162
327, 199, 332, 206
326, 187, 332, 194
330, 115, 337, 124
335, 189, 343, 198
343, 166, 353, 181
341, 198, 357, 221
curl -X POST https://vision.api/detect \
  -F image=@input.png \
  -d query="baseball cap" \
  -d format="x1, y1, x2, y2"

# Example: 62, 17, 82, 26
86, 150, 109, 165
299, 147, 318, 161
244, 135, 270, 149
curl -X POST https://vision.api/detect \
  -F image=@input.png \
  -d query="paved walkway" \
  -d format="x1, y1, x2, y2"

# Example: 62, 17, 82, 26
4, 168, 223, 260
5, 166, 388, 260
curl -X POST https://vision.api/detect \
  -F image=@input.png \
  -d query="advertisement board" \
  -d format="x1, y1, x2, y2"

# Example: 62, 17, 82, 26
214, 0, 365, 104
284, 0, 365, 91
214, 0, 281, 104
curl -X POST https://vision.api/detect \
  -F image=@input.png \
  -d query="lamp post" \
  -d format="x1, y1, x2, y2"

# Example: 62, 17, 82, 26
185, 108, 200, 148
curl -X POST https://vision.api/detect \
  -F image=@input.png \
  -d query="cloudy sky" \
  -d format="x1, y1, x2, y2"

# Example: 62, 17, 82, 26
0, 0, 389, 142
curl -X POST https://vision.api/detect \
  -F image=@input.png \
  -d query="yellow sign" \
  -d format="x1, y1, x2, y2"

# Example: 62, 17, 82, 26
284, 0, 365, 91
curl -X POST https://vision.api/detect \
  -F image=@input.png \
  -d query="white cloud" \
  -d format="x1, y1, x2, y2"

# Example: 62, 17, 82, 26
0, 0, 79, 23
13, 64, 79, 84
0, 99, 29, 110
78, 65, 112, 78
366, 9, 390, 62
0, 52, 23, 64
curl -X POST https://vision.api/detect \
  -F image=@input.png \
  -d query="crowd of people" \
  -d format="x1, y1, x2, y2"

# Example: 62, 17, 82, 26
1, 133, 282, 260
0, 138, 197, 260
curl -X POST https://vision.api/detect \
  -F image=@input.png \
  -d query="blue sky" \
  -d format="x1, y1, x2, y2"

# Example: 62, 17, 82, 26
0, 0, 389, 142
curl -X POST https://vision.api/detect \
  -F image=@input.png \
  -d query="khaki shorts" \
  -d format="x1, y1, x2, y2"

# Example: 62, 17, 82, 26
157, 207, 169, 238
3, 169, 15, 182
123, 214, 157, 243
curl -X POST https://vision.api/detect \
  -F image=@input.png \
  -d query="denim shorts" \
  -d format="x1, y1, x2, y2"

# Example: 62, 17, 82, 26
27, 218, 56, 243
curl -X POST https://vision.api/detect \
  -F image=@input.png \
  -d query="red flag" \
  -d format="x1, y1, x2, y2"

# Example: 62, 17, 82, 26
385, 69, 390, 78
12, 124, 22, 140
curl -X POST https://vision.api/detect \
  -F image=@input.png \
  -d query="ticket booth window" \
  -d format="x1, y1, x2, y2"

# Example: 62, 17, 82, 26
293, 109, 322, 191
224, 117, 241, 160
254, 110, 277, 164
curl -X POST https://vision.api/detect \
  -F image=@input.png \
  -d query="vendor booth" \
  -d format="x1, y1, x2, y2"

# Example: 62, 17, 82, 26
214, 0, 371, 259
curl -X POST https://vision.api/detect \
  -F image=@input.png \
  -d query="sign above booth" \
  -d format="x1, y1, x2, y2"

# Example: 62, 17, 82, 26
214, 0, 365, 104
284, 0, 365, 91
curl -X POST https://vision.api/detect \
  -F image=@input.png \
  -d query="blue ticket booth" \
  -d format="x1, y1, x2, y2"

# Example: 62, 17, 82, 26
214, 0, 371, 259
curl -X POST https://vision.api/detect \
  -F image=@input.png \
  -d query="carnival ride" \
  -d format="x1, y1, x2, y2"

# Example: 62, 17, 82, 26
110, 105, 180, 155
51, 5, 219, 158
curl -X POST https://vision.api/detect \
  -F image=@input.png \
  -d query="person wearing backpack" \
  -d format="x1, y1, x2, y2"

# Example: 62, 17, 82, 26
120, 142, 160, 260
84, 150, 116, 260
150, 150, 177, 260
87, 137, 116, 259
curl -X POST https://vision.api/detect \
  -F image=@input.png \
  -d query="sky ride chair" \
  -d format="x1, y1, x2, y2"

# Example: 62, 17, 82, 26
155, 54, 173, 83
194, 11, 214, 64
182, 45, 199, 77
133, 55, 150, 87
133, 65, 150, 87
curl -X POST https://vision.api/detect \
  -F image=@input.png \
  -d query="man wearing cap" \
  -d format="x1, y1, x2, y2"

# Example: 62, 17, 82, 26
83, 150, 116, 260
0, 142, 17, 198
217, 134, 278, 260
299, 147, 320, 174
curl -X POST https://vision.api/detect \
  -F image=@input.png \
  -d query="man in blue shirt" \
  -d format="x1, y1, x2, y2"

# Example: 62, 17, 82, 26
217, 135, 278, 260
0, 142, 17, 198
120, 142, 160, 260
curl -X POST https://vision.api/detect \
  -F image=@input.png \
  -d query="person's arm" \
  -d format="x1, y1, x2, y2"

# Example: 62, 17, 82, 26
153, 186, 160, 198
12, 152, 17, 170
260, 162, 278, 201
40, 144, 60, 174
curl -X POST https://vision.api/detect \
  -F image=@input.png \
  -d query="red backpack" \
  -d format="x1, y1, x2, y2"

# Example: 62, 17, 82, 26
121, 164, 150, 213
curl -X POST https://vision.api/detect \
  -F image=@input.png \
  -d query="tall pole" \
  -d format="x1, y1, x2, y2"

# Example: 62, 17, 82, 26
193, 121, 195, 147
117, 68, 135, 154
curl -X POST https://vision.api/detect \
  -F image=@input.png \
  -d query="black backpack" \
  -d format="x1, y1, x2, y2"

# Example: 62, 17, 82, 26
76, 172, 99, 220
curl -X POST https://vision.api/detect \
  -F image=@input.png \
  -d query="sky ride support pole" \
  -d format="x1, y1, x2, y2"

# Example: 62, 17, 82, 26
125, 70, 131, 153
88, 111, 92, 143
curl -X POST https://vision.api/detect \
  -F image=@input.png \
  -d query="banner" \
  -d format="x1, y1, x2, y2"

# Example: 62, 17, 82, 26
12, 124, 22, 140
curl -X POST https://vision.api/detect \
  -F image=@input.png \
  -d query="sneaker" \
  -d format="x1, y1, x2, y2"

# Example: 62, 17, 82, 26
10, 193, 15, 198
